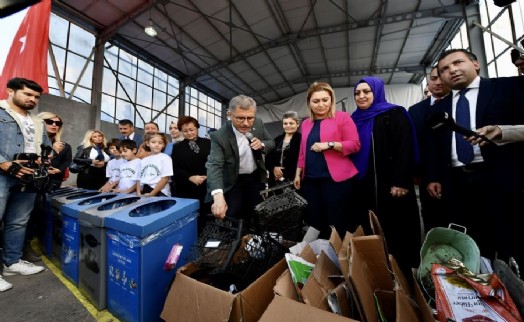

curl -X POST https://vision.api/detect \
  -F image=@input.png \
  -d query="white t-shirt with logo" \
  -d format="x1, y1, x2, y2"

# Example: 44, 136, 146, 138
139, 153, 173, 196
106, 158, 126, 184
118, 158, 141, 191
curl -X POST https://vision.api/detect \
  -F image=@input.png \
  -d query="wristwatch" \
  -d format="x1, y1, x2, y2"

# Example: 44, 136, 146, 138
328, 142, 335, 149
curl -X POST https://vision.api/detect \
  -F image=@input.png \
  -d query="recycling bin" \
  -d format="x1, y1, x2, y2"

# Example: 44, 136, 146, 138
43, 187, 84, 256
48, 190, 101, 269
104, 197, 199, 322
77, 195, 146, 310
60, 192, 124, 285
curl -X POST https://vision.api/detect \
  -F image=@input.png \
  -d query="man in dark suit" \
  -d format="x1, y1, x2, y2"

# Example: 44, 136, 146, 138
118, 119, 143, 146
205, 95, 274, 228
408, 66, 450, 234
425, 49, 524, 265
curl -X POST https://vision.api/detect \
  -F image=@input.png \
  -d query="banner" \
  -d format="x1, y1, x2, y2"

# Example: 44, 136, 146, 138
0, 0, 51, 99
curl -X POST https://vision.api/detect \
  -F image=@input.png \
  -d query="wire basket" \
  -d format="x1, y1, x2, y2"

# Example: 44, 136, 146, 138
185, 218, 288, 291
255, 181, 307, 241
185, 217, 244, 273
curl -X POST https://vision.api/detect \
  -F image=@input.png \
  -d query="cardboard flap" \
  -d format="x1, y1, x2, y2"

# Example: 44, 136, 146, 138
412, 270, 437, 322
395, 290, 419, 322
239, 259, 286, 322
331, 282, 355, 318
161, 272, 236, 322
374, 290, 396, 321
302, 251, 342, 310
273, 269, 300, 301
388, 254, 412, 297
348, 235, 394, 322
299, 244, 318, 264
259, 296, 359, 322
329, 226, 342, 253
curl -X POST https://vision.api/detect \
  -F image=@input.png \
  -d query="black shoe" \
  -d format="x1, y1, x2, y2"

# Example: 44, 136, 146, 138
22, 245, 41, 263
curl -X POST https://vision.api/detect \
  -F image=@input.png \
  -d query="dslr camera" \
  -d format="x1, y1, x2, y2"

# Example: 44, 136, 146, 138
12, 145, 54, 193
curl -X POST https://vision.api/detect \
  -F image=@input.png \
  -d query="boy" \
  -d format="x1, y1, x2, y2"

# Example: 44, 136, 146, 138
99, 138, 125, 192
114, 139, 141, 194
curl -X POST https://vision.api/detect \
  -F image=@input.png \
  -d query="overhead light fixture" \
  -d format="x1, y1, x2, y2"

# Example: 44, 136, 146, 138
144, 19, 157, 37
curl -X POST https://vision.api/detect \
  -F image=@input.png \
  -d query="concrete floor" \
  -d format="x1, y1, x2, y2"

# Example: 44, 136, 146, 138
0, 249, 117, 322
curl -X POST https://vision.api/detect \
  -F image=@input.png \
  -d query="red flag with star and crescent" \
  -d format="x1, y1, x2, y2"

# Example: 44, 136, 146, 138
0, 0, 51, 99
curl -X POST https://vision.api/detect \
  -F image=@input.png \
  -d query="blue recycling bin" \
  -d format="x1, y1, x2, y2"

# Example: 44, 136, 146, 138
77, 195, 146, 310
60, 192, 126, 285
43, 187, 81, 256
48, 190, 101, 269
104, 197, 199, 322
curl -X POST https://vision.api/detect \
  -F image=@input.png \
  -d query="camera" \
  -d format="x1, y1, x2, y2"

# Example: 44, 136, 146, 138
12, 145, 54, 193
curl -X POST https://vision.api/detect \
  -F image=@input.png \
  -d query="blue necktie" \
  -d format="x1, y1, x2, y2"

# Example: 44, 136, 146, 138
455, 88, 474, 164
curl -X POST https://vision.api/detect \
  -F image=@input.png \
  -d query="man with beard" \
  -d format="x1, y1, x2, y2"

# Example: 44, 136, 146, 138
0, 78, 50, 292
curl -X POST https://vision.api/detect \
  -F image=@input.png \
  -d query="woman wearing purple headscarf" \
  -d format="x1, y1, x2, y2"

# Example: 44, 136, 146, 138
351, 76, 421, 279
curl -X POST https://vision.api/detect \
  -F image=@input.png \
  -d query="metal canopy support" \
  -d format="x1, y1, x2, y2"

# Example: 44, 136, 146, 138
463, 2, 488, 77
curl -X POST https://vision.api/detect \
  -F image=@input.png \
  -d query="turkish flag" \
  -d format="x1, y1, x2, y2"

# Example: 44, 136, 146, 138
0, 0, 51, 99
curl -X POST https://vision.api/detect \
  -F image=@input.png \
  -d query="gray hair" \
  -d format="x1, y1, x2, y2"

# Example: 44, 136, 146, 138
282, 110, 300, 124
228, 94, 256, 112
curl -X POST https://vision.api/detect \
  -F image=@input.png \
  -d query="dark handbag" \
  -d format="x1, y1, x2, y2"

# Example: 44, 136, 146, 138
68, 161, 87, 174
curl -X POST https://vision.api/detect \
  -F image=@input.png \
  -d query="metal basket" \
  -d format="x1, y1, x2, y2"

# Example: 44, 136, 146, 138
255, 181, 307, 241
186, 217, 244, 273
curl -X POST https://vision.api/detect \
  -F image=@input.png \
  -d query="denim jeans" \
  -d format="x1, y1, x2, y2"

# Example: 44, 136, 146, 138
0, 190, 37, 266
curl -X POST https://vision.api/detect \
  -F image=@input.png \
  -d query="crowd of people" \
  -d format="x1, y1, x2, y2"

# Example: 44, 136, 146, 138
1, 47, 524, 293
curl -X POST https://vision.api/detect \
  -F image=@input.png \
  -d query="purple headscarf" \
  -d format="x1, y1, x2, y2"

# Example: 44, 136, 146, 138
351, 76, 419, 178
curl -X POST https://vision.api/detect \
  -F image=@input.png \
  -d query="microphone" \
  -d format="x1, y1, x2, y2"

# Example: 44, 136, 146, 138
245, 132, 262, 160
426, 111, 494, 144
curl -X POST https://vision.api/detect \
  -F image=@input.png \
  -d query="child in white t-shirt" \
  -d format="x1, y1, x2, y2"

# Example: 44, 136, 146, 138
110, 139, 140, 194
99, 139, 125, 192
138, 133, 173, 196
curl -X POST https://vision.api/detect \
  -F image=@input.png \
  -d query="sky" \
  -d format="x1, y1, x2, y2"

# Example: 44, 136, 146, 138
0, 9, 27, 72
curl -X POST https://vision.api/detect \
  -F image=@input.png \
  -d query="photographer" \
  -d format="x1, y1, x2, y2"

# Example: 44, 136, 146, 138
0, 78, 50, 292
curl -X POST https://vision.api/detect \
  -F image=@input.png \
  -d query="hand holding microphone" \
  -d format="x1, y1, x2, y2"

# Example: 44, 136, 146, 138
425, 111, 494, 145
245, 132, 263, 160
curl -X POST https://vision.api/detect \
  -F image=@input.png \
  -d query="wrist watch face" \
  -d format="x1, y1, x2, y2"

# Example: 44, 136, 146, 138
328, 141, 335, 149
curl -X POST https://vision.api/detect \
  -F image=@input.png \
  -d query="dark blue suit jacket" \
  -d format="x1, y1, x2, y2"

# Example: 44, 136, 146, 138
408, 97, 432, 178
120, 132, 143, 146
426, 76, 524, 191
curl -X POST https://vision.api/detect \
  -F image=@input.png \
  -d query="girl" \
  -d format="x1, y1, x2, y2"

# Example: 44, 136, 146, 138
137, 133, 173, 196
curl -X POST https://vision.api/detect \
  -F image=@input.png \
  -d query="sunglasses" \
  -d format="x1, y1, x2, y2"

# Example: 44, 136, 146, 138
44, 119, 63, 126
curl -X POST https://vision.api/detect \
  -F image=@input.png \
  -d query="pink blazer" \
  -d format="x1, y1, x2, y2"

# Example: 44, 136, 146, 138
297, 111, 361, 182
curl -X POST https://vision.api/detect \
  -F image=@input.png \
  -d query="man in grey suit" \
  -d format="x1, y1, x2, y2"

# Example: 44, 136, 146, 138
206, 95, 274, 228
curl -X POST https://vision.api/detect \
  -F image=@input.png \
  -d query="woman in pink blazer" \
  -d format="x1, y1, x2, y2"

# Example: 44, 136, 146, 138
293, 82, 361, 238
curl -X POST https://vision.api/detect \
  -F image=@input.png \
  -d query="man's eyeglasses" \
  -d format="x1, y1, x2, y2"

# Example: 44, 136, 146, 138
231, 115, 255, 122
44, 119, 63, 126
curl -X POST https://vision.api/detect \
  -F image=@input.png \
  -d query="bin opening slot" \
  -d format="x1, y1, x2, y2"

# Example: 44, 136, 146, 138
96, 197, 142, 211
128, 200, 177, 217
79, 194, 118, 205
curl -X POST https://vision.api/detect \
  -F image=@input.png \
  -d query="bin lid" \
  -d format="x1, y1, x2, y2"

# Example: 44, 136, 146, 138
61, 192, 121, 218
104, 197, 199, 238
50, 190, 101, 209
48, 187, 77, 197
78, 195, 145, 227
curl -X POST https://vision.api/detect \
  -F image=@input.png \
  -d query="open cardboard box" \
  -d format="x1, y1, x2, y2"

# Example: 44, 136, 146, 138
161, 258, 287, 322
259, 295, 359, 322
273, 214, 435, 322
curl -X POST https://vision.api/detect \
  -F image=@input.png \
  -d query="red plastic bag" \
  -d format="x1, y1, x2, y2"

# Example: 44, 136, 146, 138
432, 260, 522, 322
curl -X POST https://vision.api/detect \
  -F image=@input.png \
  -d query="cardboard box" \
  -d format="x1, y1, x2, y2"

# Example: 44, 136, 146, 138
259, 295, 359, 322
161, 258, 287, 322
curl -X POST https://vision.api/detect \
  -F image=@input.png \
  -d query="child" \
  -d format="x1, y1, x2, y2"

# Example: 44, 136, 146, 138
99, 138, 125, 192
138, 133, 173, 196
114, 139, 141, 194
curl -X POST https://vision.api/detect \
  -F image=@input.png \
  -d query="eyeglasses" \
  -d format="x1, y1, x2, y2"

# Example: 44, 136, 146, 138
231, 115, 255, 122
44, 119, 63, 126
